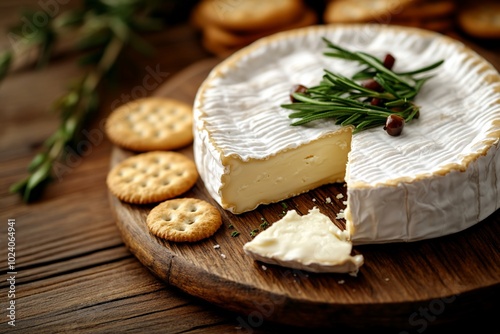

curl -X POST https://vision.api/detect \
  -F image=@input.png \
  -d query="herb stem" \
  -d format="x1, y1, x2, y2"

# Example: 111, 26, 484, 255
282, 38, 444, 135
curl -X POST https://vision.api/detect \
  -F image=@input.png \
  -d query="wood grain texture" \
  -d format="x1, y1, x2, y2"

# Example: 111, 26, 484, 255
109, 55, 500, 330
1, 1, 499, 332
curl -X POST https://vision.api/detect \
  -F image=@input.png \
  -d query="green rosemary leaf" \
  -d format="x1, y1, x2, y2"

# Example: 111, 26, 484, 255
28, 153, 48, 173
373, 74, 403, 99
341, 113, 364, 126
76, 30, 112, 50
352, 70, 376, 81
356, 52, 413, 88
24, 160, 52, 202
53, 10, 86, 29
396, 59, 445, 76
9, 178, 28, 195
0, 51, 12, 82
282, 38, 444, 134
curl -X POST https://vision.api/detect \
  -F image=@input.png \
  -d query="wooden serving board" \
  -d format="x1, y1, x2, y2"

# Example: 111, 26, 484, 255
109, 57, 500, 329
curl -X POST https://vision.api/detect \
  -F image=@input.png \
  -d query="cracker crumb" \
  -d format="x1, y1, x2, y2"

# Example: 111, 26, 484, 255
385, 277, 390, 282
343, 201, 348, 205
336, 212, 345, 219
336, 193, 344, 199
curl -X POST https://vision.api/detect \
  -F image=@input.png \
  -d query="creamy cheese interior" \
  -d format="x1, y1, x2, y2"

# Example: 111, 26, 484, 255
243, 207, 364, 274
221, 129, 351, 213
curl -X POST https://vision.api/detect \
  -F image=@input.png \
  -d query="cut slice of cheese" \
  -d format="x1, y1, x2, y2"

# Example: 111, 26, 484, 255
243, 207, 364, 274
193, 24, 500, 245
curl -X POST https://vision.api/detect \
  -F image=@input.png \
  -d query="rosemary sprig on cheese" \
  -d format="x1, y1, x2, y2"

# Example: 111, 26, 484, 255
281, 38, 444, 136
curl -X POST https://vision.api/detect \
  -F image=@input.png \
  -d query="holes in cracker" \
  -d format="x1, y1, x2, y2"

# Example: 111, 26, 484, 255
161, 214, 172, 222
162, 179, 171, 186
168, 107, 178, 115
189, 206, 198, 213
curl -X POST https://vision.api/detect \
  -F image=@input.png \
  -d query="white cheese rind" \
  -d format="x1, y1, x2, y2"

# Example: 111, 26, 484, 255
193, 24, 500, 244
346, 142, 499, 243
243, 207, 364, 274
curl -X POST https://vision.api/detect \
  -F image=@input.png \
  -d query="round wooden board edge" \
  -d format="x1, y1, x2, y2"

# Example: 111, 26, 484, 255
106, 55, 500, 330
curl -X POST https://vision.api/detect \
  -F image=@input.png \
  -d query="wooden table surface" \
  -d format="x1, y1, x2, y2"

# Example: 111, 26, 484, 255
1, 1, 499, 333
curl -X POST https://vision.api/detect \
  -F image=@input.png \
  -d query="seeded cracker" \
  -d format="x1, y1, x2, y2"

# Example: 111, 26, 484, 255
147, 198, 222, 242
194, 0, 305, 32
106, 151, 198, 204
105, 97, 193, 152
458, 2, 500, 39
323, 0, 416, 23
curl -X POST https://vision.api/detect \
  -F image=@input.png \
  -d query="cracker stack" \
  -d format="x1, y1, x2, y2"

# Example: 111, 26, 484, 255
191, 0, 318, 57
323, 0, 457, 34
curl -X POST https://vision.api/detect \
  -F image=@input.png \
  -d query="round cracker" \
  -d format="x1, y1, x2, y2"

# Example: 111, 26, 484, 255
147, 198, 222, 242
105, 97, 193, 152
391, 17, 455, 33
394, 0, 456, 20
107, 151, 198, 204
324, 0, 416, 23
195, 0, 305, 32
458, 2, 500, 39
203, 8, 318, 48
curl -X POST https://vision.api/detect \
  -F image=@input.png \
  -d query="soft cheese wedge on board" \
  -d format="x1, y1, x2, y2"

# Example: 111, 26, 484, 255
243, 207, 363, 274
193, 24, 500, 244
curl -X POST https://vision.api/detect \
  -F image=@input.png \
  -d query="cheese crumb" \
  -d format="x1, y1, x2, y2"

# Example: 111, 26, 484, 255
336, 212, 345, 219
336, 193, 344, 199
220, 253, 226, 259
338, 280, 345, 284
261, 265, 267, 271
325, 197, 332, 204
343, 201, 348, 205
213, 244, 220, 249
312, 198, 316, 202
385, 277, 390, 282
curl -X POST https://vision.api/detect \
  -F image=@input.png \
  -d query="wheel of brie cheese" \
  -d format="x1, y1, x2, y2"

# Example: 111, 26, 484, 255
193, 24, 500, 244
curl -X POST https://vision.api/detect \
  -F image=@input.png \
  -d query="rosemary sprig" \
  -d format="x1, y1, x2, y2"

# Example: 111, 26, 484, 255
7, 0, 165, 202
281, 38, 444, 135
